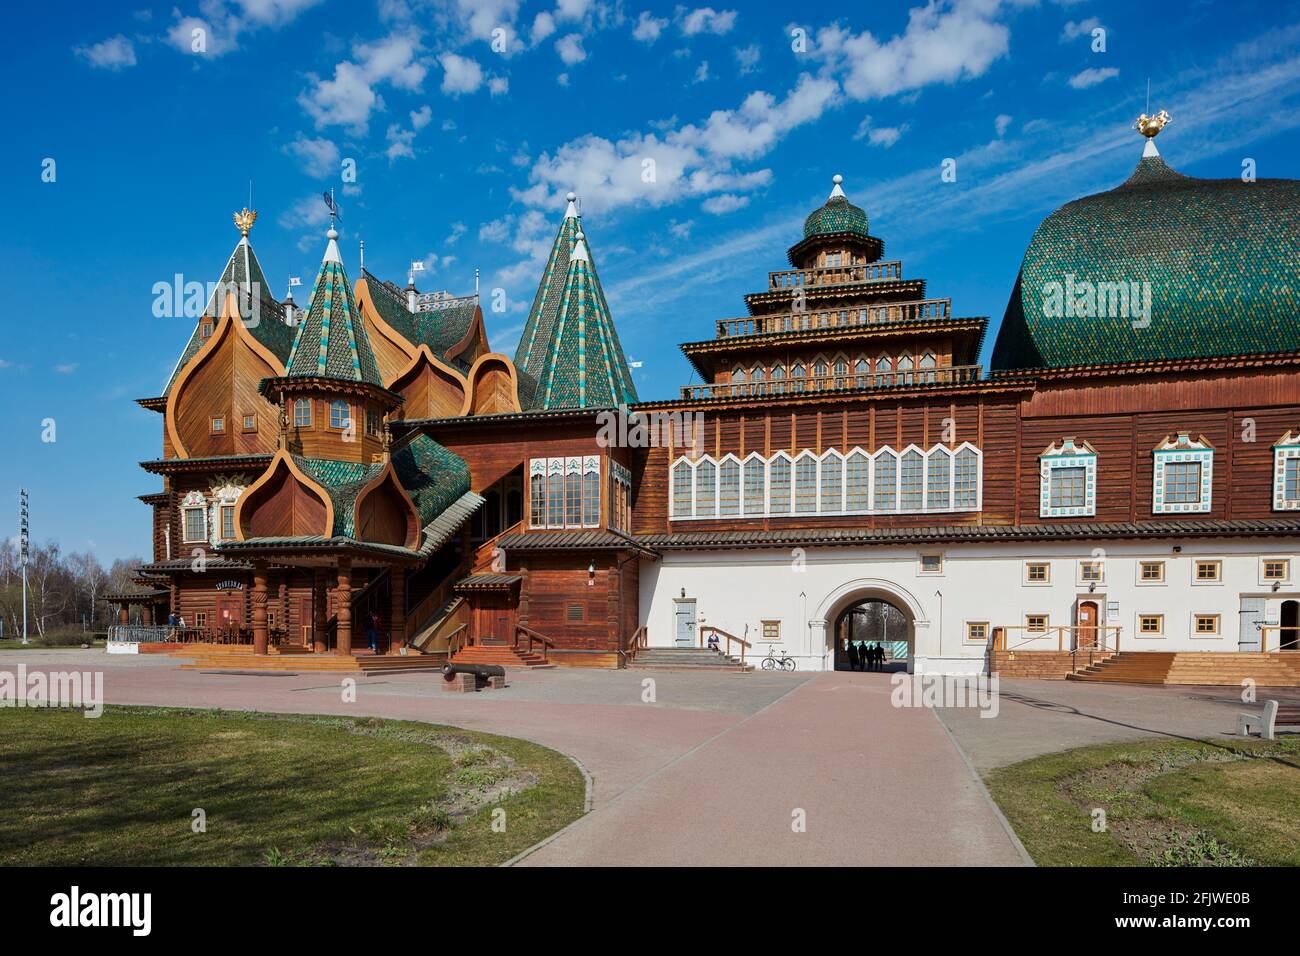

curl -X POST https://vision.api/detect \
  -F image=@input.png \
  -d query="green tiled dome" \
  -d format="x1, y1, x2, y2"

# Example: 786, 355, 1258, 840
992, 146, 1300, 371
803, 195, 870, 240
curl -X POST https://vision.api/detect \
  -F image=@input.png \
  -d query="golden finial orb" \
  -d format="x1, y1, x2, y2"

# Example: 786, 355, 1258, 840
1134, 110, 1171, 139
233, 208, 258, 237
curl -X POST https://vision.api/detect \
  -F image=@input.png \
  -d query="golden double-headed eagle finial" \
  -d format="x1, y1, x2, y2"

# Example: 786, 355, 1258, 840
233, 208, 258, 237
1134, 110, 1171, 138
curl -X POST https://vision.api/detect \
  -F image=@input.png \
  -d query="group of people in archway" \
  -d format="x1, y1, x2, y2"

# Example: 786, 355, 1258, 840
845, 639, 888, 671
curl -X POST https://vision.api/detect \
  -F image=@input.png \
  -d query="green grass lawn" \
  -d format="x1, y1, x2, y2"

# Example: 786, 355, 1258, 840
0, 706, 585, 866
987, 736, 1300, 866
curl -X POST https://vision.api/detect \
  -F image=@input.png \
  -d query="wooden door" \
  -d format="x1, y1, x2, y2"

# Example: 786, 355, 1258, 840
215, 593, 244, 630
299, 596, 313, 644
1239, 597, 1264, 653
1076, 601, 1098, 649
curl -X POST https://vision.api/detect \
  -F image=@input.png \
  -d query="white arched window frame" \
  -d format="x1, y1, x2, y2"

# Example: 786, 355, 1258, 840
845, 449, 871, 513
900, 448, 925, 510
954, 444, 981, 511
919, 351, 937, 384
853, 357, 869, 379
791, 363, 807, 392
751, 365, 767, 396
926, 446, 952, 511
873, 448, 898, 512
671, 457, 694, 518
819, 450, 844, 513
181, 490, 208, 544
742, 454, 766, 516
795, 452, 819, 513
582, 456, 601, 527
718, 455, 741, 516
695, 457, 718, 518
768, 453, 793, 514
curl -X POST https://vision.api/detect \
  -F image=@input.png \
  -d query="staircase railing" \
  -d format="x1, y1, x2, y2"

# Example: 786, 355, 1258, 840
515, 624, 554, 661
620, 625, 648, 666
697, 625, 752, 664
409, 597, 469, 655
471, 521, 521, 572
992, 625, 1121, 654
1260, 625, 1300, 653
445, 623, 471, 660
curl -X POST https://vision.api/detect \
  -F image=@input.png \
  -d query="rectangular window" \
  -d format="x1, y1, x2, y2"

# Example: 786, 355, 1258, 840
1049, 466, 1085, 509
954, 450, 978, 510
330, 402, 351, 429
241, 414, 257, 432
194, 612, 207, 629
1080, 560, 1103, 583
845, 454, 869, 513
762, 620, 780, 642
582, 465, 600, 527
546, 465, 564, 527
1026, 562, 1049, 583
294, 399, 312, 428
926, 454, 950, 510
1026, 614, 1049, 633
695, 460, 716, 518
1263, 559, 1289, 580
1286, 458, 1300, 503
183, 507, 205, 542
795, 457, 817, 513
967, 622, 989, 643
565, 467, 583, 527
1195, 559, 1221, 582
873, 455, 897, 511
743, 459, 764, 516
530, 471, 545, 528
900, 454, 923, 510
1194, 614, 1219, 635
920, 554, 942, 575
366, 408, 381, 437
672, 462, 693, 518
221, 505, 235, 541
769, 458, 791, 514
1139, 561, 1165, 582
719, 460, 740, 516
1164, 461, 1202, 504
210, 416, 224, 434
820, 457, 842, 512
1139, 614, 1163, 634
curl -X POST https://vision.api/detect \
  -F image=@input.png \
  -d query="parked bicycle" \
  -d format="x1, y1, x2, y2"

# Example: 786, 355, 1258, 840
761, 645, 797, 671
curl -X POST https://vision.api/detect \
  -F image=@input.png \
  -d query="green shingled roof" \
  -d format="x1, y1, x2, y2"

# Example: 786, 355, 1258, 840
992, 146, 1300, 371
513, 207, 637, 410
363, 271, 480, 373
803, 194, 870, 240
164, 236, 294, 395
391, 433, 472, 527
291, 456, 384, 538
286, 236, 383, 386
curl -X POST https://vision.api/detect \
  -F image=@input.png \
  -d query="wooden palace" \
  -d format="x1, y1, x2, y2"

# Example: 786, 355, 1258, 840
119, 116, 1300, 682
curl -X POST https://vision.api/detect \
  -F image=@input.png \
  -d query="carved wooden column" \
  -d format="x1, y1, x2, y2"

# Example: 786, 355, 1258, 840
335, 557, 352, 656
118, 605, 130, 626
141, 604, 153, 626
388, 567, 405, 655
312, 568, 328, 654
252, 561, 269, 655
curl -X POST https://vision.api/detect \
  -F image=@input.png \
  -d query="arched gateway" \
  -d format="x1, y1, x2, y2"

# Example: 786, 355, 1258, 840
810, 578, 926, 672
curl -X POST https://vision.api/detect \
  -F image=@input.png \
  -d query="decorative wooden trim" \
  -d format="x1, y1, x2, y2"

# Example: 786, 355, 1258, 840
233, 449, 334, 541
458, 352, 524, 417
352, 458, 423, 549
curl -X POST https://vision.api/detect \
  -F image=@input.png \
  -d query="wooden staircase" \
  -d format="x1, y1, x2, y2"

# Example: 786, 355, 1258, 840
1068, 652, 1300, 686
174, 643, 447, 673
450, 642, 555, 669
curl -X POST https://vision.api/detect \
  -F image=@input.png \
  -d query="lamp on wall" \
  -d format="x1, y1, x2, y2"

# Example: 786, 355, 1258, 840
1088, 582, 1097, 593
587, 562, 596, 587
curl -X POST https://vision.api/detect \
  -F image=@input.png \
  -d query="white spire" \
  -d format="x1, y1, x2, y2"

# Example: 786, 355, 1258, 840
1143, 137, 1160, 158
571, 230, 590, 263
323, 226, 341, 264
829, 173, 846, 199
565, 191, 580, 220
359, 238, 365, 270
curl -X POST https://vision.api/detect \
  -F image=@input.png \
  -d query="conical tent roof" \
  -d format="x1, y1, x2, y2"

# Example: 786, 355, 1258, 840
285, 228, 383, 386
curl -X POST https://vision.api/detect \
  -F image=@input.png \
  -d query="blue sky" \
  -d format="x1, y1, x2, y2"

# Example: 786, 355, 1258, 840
3, 0, 1299, 561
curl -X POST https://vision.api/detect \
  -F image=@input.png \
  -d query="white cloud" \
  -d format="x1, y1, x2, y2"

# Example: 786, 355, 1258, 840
556, 72, 570, 86
410, 104, 433, 129
701, 193, 748, 213
734, 43, 760, 74
386, 123, 417, 160
54, 363, 78, 374
633, 11, 668, 42
440, 52, 484, 95
810, 3, 1010, 101
74, 35, 137, 70
164, 0, 322, 57
1068, 66, 1119, 89
668, 219, 694, 239
554, 0, 594, 21
445, 222, 467, 245
489, 76, 509, 96
694, 60, 710, 82
680, 7, 737, 36
450, 0, 520, 41
530, 11, 556, 45
555, 33, 586, 65
278, 195, 331, 230
995, 113, 1013, 137
299, 33, 427, 132
479, 218, 512, 243
284, 134, 340, 177
1060, 17, 1102, 42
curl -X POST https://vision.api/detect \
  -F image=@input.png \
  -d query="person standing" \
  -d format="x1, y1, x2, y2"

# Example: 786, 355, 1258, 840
848, 637, 861, 671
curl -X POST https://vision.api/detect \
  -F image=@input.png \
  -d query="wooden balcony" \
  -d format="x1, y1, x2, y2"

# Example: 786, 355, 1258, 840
767, 261, 902, 291
679, 363, 982, 400
716, 297, 952, 339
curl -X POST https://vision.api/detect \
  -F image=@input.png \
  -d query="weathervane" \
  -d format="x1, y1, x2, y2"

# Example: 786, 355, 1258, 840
233, 207, 257, 237
1134, 109, 1171, 139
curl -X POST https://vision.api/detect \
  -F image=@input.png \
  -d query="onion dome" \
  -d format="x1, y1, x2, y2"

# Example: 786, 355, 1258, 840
992, 116, 1300, 371
803, 174, 871, 239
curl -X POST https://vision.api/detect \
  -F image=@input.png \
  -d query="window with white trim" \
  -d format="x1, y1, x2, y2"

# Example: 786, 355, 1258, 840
1273, 431, 1300, 511
530, 456, 602, 529
181, 491, 207, 543
609, 460, 632, 532
668, 444, 984, 520
329, 399, 351, 430
1152, 433, 1213, 513
1039, 438, 1097, 517
293, 398, 312, 428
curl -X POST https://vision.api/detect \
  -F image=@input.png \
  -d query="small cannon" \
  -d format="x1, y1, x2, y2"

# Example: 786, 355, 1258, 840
441, 662, 506, 692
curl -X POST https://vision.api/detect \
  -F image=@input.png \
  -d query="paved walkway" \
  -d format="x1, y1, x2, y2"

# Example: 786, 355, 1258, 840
2, 652, 1027, 866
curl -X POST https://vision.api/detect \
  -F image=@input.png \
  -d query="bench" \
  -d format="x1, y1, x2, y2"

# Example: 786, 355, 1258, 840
1236, 700, 1300, 740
